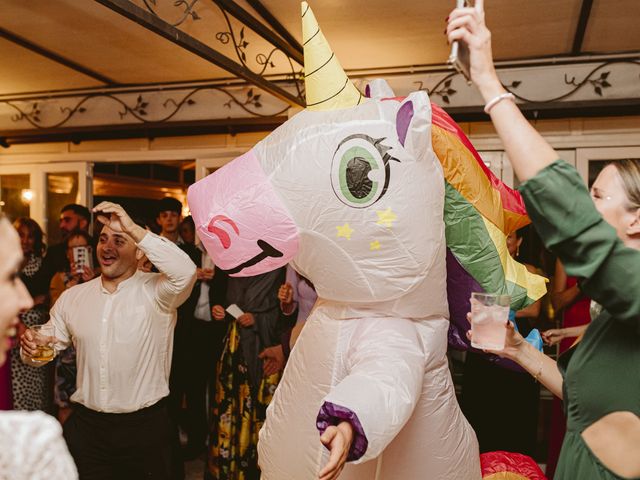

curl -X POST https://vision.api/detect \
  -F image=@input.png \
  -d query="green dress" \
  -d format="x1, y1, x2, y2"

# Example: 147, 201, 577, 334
520, 161, 640, 480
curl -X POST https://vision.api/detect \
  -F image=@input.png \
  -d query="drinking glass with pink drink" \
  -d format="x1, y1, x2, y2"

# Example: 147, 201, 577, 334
470, 292, 511, 350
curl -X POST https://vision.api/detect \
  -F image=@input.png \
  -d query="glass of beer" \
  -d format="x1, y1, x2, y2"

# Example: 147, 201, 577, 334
470, 292, 511, 350
29, 324, 56, 363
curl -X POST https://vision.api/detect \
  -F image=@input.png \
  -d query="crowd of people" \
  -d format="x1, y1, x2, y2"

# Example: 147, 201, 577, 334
0, 197, 315, 480
0, 1, 638, 479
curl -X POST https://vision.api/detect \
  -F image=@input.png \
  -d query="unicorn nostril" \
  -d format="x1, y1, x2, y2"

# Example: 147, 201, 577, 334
207, 215, 240, 250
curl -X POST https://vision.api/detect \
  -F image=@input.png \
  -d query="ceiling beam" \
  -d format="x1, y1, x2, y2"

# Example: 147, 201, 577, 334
212, 0, 303, 65
93, 0, 304, 107
0, 26, 116, 85
572, 0, 594, 55
244, 0, 304, 57
0, 116, 288, 146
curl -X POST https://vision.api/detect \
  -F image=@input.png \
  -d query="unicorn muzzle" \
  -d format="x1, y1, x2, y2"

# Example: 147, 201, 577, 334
187, 150, 299, 277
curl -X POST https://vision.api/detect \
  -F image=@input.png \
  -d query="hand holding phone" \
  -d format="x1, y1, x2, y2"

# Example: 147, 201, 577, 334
72, 246, 93, 275
447, 0, 472, 83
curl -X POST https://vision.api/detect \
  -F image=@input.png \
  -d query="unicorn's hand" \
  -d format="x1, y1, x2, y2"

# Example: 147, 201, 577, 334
318, 421, 353, 480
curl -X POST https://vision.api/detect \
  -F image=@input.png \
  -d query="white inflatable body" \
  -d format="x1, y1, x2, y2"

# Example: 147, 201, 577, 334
255, 87, 480, 480
186, 4, 481, 477
260, 307, 480, 479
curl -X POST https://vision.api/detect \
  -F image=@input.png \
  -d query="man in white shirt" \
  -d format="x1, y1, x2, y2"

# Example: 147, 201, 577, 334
22, 201, 196, 480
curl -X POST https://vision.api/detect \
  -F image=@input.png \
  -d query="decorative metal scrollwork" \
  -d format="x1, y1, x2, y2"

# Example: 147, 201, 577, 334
506, 60, 639, 103
10, 102, 43, 124
415, 60, 640, 106
415, 74, 459, 104
215, 7, 304, 100
141, 0, 201, 27
5, 86, 289, 129
136, 0, 304, 103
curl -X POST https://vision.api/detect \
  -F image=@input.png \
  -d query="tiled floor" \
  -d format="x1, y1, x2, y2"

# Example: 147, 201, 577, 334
185, 455, 206, 480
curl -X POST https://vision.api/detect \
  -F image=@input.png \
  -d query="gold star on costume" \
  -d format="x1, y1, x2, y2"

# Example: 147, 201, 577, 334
370, 240, 381, 251
376, 207, 397, 228
336, 223, 354, 240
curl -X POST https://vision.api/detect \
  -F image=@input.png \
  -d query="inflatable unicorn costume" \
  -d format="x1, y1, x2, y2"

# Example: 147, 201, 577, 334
188, 3, 545, 479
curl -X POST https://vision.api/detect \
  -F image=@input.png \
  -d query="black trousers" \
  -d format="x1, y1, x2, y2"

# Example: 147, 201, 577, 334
169, 318, 226, 451
63, 399, 172, 480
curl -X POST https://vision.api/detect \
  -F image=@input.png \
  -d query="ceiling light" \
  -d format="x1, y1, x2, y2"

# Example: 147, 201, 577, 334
21, 189, 34, 203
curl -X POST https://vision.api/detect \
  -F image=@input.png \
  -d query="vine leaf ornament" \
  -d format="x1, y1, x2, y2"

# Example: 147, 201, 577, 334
212, 4, 303, 101
416, 60, 640, 108
6, 85, 287, 129
224, 88, 263, 109
142, 0, 201, 27
436, 78, 457, 104
414, 74, 459, 104
10, 102, 41, 123
591, 71, 612, 96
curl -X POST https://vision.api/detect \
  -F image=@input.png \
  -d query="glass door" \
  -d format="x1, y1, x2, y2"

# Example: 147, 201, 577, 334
195, 150, 247, 181
0, 162, 90, 242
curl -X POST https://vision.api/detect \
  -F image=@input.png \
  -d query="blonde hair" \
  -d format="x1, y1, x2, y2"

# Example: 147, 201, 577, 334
611, 159, 640, 210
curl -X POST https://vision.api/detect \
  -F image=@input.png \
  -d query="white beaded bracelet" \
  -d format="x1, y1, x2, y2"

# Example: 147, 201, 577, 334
484, 92, 516, 114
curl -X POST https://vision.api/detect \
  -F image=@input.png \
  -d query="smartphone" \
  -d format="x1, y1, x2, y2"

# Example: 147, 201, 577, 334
72, 245, 93, 274
448, 0, 472, 83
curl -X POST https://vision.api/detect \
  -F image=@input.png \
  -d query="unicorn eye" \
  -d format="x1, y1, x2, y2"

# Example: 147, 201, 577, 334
330, 134, 396, 208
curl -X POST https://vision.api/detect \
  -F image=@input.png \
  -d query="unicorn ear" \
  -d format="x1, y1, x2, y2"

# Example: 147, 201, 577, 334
396, 91, 433, 162
365, 79, 395, 99
302, 2, 363, 111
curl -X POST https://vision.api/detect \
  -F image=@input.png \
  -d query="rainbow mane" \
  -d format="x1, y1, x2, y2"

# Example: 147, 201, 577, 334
430, 103, 547, 349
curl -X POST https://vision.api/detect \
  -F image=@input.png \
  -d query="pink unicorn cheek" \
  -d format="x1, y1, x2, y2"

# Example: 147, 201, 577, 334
206, 215, 239, 250
187, 150, 299, 276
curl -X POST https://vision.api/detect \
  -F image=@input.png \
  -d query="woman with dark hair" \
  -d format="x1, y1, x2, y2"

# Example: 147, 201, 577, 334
449, 2, 640, 477
11, 217, 52, 411
49, 229, 96, 306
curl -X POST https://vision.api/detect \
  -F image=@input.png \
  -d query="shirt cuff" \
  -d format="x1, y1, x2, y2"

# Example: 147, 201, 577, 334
316, 401, 368, 462
135, 230, 159, 250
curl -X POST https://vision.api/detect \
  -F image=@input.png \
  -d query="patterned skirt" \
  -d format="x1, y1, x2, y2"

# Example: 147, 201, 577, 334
206, 322, 280, 480
11, 308, 52, 412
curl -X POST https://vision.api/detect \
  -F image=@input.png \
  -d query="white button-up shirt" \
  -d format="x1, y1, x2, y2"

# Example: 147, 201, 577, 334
48, 233, 196, 413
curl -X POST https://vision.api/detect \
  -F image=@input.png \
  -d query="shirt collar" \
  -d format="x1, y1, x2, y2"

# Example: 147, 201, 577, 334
100, 269, 140, 294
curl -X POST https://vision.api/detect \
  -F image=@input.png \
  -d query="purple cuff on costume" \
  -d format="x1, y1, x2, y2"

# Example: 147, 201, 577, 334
316, 401, 368, 462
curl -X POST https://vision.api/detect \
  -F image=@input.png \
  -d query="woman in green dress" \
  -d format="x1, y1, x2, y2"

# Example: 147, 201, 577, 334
447, 2, 640, 479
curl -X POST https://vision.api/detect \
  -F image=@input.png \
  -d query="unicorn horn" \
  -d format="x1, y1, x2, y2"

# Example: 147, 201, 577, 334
301, 1, 363, 111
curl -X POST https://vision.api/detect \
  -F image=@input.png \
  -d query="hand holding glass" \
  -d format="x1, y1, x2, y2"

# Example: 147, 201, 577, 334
29, 324, 56, 363
470, 293, 510, 350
